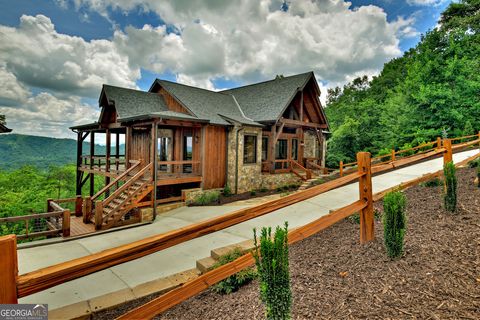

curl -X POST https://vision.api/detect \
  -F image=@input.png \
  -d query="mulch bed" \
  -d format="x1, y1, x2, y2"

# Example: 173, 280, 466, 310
95, 167, 480, 320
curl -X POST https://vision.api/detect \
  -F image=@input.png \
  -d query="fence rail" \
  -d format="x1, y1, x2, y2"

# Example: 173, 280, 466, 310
0, 133, 478, 311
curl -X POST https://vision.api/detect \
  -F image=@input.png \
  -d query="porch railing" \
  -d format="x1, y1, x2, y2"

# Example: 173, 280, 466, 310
80, 155, 126, 174
157, 160, 201, 175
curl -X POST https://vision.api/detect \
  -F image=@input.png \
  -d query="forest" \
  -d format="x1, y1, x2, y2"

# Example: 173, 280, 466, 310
325, 0, 480, 167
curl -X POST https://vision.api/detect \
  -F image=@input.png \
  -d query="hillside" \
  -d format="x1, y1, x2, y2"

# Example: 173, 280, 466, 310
325, 0, 480, 167
0, 134, 124, 170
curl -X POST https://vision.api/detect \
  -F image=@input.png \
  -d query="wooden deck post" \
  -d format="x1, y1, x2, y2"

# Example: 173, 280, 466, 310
83, 196, 92, 223
339, 161, 344, 177
75, 195, 83, 217
46, 198, 53, 212
436, 137, 442, 150
90, 131, 95, 196
269, 125, 276, 173
62, 209, 71, 237
95, 200, 103, 230
443, 138, 453, 165
0, 235, 18, 303
357, 152, 374, 243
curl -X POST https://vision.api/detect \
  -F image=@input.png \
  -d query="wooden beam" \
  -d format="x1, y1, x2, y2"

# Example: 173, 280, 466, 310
273, 122, 285, 144
269, 125, 276, 173
125, 126, 132, 169
357, 152, 374, 243
279, 118, 328, 129
0, 235, 18, 303
76, 132, 83, 195
89, 131, 95, 196
152, 122, 158, 218
299, 90, 304, 121
443, 139, 452, 164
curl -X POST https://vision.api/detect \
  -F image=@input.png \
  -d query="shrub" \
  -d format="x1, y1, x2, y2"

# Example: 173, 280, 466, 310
193, 191, 220, 206
212, 248, 257, 294
223, 185, 232, 197
259, 187, 269, 193
250, 190, 257, 196
253, 223, 291, 320
383, 191, 407, 259
376, 147, 392, 162
420, 177, 443, 187
443, 161, 457, 213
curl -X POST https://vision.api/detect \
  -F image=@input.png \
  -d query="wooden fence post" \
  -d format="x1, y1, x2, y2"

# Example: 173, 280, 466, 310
46, 198, 53, 212
0, 235, 18, 303
391, 149, 396, 162
436, 137, 442, 150
75, 195, 83, 217
339, 161, 344, 177
95, 200, 103, 230
443, 138, 453, 165
83, 196, 92, 223
62, 209, 71, 237
357, 152, 374, 243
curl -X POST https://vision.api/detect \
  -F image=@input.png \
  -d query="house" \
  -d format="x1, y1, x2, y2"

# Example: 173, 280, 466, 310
71, 71, 329, 230
0, 115, 12, 133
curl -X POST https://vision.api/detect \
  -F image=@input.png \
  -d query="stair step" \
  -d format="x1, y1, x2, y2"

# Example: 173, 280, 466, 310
196, 256, 217, 274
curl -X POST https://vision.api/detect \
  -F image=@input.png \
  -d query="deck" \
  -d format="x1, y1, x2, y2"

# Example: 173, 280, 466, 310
70, 216, 95, 237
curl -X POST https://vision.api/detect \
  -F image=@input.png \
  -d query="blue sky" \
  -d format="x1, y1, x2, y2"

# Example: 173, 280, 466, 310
0, 0, 453, 138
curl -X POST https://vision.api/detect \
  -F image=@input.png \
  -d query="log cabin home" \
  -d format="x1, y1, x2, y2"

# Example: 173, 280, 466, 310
71, 71, 329, 230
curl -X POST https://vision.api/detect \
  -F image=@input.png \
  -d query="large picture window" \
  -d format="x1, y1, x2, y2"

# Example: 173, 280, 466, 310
243, 135, 257, 164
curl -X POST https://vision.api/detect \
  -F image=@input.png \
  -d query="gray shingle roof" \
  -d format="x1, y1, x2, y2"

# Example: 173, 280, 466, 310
152, 80, 261, 126
222, 72, 313, 122
89, 72, 318, 128
102, 85, 169, 121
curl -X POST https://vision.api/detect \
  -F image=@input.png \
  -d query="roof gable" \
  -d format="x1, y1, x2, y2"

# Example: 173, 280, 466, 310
101, 85, 169, 121
222, 72, 314, 122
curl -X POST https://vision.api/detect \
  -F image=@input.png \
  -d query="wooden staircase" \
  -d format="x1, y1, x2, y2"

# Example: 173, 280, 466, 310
290, 160, 313, 181
85, 161, 154, 230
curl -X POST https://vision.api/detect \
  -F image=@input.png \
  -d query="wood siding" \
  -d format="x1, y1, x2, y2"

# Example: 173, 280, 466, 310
130, 128, 151, 164
156, 87, 193, 115
202, 125, 227, 189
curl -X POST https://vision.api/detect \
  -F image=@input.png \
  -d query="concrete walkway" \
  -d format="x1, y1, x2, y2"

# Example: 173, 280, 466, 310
18, 149, 478, 318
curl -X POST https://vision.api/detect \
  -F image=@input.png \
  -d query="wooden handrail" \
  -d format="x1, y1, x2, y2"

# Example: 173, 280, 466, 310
91, 160, 141, 202
158, 160, 201, 165
102, 163, 153, 208
0, 211, 64, 223
290, 159, 312, 180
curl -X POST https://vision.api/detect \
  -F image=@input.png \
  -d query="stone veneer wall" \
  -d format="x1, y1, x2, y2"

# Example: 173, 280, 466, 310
226, 125, 263, 194
260, 173, 302, 190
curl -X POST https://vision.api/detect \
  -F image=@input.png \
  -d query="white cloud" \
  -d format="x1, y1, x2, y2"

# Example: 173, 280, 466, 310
0, 93, 99, 138
407, 0, 448, 6
0, 14, 138, 98
73, 0, 417, 87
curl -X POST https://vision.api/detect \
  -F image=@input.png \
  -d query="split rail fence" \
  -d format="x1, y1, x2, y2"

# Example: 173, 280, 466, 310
0, 135, 479, 318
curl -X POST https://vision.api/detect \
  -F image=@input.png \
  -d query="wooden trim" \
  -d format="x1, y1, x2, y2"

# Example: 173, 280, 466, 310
279, 118, 328, 129
157, 176, 202, 186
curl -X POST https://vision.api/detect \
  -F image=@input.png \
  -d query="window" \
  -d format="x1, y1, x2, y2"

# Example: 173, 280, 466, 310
291, 139, 298, 160
243, 135, 257, 164
275, 139, 288, 159
261, 136, 269, 161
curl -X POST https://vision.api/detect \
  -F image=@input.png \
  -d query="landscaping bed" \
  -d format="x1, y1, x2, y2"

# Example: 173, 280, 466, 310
95, 167, 480, 319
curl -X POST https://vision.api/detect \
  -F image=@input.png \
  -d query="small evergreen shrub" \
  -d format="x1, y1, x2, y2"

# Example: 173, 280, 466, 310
192, 191, 220, 206
223, 185, 232, 196
383, 191, 407, 259
259, 187, 269, 193
420, 177, 443, 188
443, 161, 457, 213
212, 248, 257, 294
253, 223, 292, 320
250, 190, 257, 196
